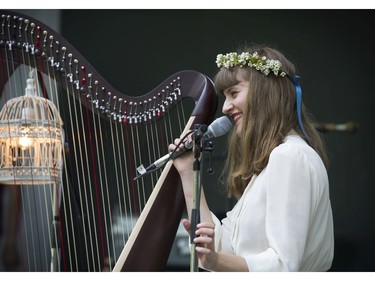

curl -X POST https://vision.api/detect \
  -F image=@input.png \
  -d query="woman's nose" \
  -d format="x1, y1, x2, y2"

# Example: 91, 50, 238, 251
222, 99, 233, 114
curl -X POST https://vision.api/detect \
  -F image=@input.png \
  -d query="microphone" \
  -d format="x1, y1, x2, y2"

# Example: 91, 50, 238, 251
135, 116, 233, 177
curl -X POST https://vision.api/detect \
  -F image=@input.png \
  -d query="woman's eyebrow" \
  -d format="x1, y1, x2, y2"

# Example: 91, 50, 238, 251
223, 86, 236, 95
227, 83, 241, 91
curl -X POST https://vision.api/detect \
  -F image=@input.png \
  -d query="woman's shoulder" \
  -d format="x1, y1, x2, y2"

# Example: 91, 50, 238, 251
274, 133, 310, 153
270, 133, 324, 169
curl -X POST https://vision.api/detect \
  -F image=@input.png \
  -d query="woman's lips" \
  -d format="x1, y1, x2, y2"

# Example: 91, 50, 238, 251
231, 112, 242, 123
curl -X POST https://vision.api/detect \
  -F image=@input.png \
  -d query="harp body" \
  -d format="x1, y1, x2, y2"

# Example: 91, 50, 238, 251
0, 11, 217, 271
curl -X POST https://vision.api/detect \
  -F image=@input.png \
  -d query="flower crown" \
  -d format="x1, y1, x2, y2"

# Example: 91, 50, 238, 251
216, 52, 287, 77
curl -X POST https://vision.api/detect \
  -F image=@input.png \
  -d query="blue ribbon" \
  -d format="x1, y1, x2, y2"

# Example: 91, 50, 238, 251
293, 75, 308, 138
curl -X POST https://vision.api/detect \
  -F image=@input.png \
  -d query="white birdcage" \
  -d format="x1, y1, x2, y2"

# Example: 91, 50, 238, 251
0, 71, 64, 185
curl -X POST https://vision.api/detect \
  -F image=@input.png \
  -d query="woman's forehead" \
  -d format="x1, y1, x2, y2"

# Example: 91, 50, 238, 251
223, 79, 249, 95
216, 68, 249, 94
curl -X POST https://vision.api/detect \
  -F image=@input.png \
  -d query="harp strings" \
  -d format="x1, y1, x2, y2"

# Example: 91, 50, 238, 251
59, 78, 190, 271
0, 20, 62, 272
1, 12, 194, 272
89, 90, 113, 270
64, 56, 112, 271
37, 32, 65, 273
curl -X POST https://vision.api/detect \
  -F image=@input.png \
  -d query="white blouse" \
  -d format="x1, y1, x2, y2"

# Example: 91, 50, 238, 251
211, 133, 334, 271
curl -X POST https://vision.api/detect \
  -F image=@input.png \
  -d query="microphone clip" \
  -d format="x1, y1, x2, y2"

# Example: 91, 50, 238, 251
203, 140, 215, 174
192, 124, 207, 158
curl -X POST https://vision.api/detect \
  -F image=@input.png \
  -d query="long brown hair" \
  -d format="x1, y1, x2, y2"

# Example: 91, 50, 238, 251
214, 46, 328, 199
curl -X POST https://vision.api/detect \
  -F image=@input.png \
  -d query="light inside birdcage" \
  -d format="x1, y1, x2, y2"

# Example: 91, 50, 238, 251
0, 71, 64, 185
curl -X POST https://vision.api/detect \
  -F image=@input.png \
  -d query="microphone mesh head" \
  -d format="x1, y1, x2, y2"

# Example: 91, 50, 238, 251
206, 116, 233, 138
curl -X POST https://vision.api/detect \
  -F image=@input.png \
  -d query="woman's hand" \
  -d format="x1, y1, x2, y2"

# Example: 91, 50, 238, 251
183, 219, 218, 271
168, 137, 195, 175
194, 222, 217, 270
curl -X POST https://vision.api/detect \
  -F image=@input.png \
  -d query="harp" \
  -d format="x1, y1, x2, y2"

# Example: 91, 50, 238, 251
0, 11, 217, 271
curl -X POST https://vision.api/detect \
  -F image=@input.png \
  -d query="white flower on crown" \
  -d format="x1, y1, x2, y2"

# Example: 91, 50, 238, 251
216, 51, 287, 77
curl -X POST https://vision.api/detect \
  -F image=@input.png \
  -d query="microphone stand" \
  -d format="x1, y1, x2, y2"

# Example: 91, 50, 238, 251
50, 183, 61, 272
189, 124, 207, 272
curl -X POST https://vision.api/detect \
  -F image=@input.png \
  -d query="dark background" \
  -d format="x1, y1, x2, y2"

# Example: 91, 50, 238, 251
14, 9, 375, 271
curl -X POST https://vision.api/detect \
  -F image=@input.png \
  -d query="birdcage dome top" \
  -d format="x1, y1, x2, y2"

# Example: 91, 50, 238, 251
0, 76, 63, 127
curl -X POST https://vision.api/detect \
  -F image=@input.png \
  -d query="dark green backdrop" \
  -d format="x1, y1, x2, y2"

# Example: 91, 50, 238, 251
16, 9, 375, 271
